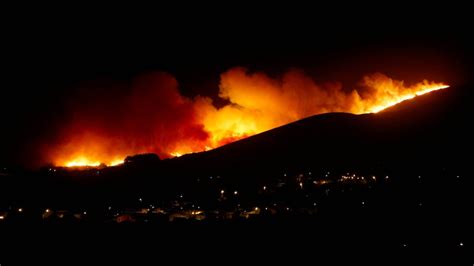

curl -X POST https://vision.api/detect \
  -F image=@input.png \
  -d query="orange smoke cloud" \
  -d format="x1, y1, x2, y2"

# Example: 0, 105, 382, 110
46, 68, 448, 167
48, 72, 210, 167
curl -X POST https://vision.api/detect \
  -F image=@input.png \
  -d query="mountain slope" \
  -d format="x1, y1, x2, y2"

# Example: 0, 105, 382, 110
163, 85, 472, 180
3, 84, 472, 206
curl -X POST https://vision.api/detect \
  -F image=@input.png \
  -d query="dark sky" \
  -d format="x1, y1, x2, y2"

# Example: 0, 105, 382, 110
1, 9, 472, 167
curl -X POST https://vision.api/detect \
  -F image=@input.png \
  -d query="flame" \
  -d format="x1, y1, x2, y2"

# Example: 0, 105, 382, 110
49, 70, 449, 168
366, 84, 449, 113
63, 157, 124, 168
356, 76, 450, 113
64, 157, 101, 168
109, 159, 124, 166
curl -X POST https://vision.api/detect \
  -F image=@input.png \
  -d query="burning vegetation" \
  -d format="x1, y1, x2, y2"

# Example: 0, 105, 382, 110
45, 68, 448, 167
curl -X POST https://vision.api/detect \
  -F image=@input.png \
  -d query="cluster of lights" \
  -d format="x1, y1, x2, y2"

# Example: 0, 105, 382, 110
2, 166, 468, 240
313, 180, 331, 185
340, 173, 371, 182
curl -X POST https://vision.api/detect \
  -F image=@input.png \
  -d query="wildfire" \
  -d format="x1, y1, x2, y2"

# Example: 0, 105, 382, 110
50, 69, 449, 168
64, 157, 101, 168
366, 84, 449, 113
63, 157, 124, 168
109, 159, 125, 166
357, 77, 450, 113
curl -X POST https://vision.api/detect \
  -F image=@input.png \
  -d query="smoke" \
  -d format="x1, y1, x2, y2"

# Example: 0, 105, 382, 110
46, 72, 210, 166
44, 68, 447, 166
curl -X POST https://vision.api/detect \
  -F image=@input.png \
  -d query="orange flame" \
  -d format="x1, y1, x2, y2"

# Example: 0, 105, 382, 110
64, 158, 101, 167
357, 75, 449, 113
51, 70, 448, 168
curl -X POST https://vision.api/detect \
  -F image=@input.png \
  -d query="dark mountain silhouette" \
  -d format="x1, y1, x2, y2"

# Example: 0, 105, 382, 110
163, 84, 472, 180
1, 85, 472, 207
124, 153, 161, 165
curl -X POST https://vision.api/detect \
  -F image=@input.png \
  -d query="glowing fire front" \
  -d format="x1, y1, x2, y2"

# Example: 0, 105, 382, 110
63, 157, 124, 168
50, 69, 448, 167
